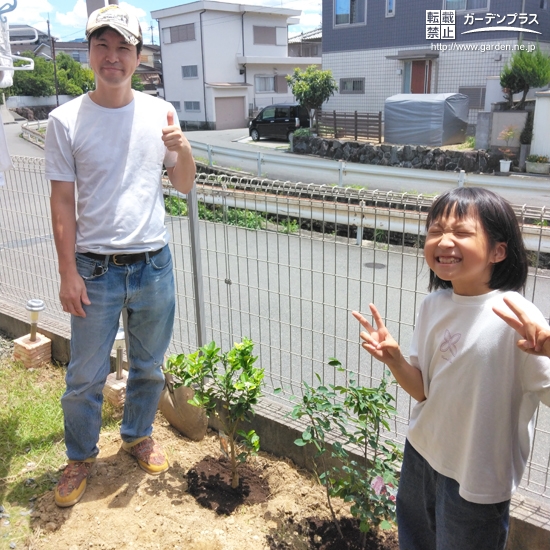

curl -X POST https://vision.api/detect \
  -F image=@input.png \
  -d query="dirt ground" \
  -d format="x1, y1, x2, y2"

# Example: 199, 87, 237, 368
28, 414, 398, 550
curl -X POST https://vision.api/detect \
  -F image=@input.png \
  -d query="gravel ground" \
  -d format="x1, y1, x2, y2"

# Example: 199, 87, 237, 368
0, 330, 14, 361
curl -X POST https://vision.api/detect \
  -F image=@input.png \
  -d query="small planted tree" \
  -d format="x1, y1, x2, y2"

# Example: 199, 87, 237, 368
165, 338, 263, 488
500, 44, 550, 110
286, 65, 338, 133
290, 359, 402, 549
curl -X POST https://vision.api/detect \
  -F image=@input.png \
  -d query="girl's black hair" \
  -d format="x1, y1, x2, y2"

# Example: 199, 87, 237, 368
425, 187, 528, 292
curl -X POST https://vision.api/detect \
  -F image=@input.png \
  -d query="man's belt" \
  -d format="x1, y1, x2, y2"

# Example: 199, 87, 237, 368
81, 248, 162, 266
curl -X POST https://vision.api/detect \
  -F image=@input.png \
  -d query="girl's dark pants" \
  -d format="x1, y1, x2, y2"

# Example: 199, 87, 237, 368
396, 440, 510, 550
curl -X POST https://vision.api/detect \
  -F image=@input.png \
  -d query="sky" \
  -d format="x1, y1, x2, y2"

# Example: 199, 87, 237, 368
7, 0, 322, 44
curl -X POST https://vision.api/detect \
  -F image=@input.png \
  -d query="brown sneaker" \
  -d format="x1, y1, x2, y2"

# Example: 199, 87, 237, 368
122, 437, 168, 475
54, 460, 94, 508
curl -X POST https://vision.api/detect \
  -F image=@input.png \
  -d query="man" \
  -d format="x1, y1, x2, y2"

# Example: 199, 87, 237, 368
45, 5, 195, 508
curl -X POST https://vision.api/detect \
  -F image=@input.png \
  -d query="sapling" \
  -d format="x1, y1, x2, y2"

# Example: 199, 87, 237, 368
165, 338, 264, 488
332, 368, 402, 544
290, 372, 346, 539
291, 359, 402, 549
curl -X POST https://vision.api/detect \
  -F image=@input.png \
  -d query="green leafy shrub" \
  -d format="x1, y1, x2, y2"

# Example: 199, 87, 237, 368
165, 339, 264, 488
290, 359, 402, 548
293, 128, 312, 138
526, 154, 549, 163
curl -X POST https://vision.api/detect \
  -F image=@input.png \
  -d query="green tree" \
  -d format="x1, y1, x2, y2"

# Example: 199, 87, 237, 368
286, 65, 338, 132
131, 74, 145, 91
9, 51, 54, 97
500, 44, 550, 109
55, 52, 95, 96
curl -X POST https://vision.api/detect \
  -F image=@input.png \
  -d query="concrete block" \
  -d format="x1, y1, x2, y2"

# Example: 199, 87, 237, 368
103, 370, 128, 408
507, 494, 550, 550
13, 333, 51, 368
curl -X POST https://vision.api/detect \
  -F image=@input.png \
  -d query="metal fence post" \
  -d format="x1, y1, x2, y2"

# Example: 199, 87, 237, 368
458, 169, 465, 187
257, 152, 263, 177
356, 200, 365, 245
186, 184, 207, 349
207, 144, 213, 167
338, 160, 345, 187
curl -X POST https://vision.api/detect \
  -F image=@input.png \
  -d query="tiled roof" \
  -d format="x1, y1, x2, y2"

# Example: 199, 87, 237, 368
288, 27, 322, 44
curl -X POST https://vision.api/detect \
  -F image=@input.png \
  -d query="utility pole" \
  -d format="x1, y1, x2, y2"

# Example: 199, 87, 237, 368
47, 18, 59, 107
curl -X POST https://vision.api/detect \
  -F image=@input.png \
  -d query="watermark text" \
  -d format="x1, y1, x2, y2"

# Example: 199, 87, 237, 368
430, 42, 536, 53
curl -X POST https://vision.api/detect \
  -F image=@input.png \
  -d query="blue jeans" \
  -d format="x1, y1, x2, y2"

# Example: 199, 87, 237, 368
397, 440, 510, 550
61, 245, 175, 461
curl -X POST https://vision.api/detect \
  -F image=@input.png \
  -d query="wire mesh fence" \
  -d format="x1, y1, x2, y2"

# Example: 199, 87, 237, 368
1, 158, 550, 504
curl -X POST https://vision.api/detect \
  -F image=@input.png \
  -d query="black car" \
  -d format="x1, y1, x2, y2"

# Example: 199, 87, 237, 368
249, 103, 310, 142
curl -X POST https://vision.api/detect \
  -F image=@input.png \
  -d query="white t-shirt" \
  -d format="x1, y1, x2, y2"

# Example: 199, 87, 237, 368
408, 289, 550, 504
45, 91, 178, 254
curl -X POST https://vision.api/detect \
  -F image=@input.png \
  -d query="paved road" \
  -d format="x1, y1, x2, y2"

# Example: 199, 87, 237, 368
3, 119, 46, 158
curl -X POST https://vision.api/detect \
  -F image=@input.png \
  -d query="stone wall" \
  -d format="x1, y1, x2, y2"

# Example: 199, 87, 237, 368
292, 136, 503, 174
11, 106, 57, 121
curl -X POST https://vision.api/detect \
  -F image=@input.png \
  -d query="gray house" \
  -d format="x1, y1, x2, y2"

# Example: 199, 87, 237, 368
321, 0, 550, 124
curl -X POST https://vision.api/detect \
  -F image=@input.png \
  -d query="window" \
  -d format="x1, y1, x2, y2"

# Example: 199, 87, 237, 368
163, 23, 195, 44
255, 75, 275, 93
261, 106, 276, 119
386, 0, 396, 17
71, 51, 88, 63
254, 26, 276, 45
303, 44, 319, 56
340, 78, 365, 94
182, 65, 198, 78
171, 101, 181, 111
443, 0, 488, 11
275, 106, 291, 118
458, 86, 486, 110
403, 61, 411, 93
335, 0, 366, 26
184, 101, 200, 112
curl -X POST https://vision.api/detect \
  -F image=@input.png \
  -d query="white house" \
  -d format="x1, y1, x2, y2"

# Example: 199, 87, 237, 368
151, 0, 321, 130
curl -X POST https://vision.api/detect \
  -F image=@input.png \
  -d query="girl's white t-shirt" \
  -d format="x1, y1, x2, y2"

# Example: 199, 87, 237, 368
45, 91, 178, 254
408, 289, 550, 504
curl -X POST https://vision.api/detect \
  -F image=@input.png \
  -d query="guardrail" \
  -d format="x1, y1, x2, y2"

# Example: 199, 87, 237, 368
20, 119, 46, 147
189, 140, 550, 195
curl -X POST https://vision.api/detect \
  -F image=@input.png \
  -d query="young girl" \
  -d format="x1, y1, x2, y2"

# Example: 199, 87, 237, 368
353, 187, 550, 550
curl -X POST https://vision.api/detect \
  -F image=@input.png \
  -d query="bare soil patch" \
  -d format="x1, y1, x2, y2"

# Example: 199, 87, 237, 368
28, 414, 398, 550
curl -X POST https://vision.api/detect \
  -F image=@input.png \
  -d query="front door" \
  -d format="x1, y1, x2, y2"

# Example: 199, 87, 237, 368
404, 60, 432, 94
410, 60, 432, 93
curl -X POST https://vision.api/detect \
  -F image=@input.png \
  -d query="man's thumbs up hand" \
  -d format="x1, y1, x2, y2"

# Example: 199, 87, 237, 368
162, 110, 189, 154
166, 111, 174, 127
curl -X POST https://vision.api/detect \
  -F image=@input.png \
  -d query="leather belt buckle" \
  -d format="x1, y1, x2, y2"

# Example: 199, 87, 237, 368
112, 254, 126, 266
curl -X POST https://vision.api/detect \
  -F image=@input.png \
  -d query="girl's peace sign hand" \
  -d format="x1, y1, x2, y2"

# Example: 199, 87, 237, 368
352, 304, 403, 368
493, 296, 550, 357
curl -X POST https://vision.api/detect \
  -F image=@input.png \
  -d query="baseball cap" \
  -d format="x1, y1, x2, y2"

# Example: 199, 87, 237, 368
86, 5, 142, 46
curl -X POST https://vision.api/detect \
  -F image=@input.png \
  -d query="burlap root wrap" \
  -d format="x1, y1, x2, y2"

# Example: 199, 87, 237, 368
158, 372, 208, 441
